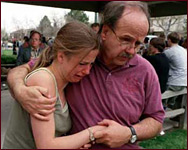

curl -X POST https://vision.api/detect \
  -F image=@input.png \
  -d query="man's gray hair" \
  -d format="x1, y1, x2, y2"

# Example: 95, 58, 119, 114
99, 1, 150, 33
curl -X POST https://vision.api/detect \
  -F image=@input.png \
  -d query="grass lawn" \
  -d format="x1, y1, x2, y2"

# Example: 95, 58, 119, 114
1, 49, 14, 56
139, 129, 187, 149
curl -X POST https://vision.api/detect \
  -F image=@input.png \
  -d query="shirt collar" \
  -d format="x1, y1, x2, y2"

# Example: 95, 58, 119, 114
31, 46, 40, 51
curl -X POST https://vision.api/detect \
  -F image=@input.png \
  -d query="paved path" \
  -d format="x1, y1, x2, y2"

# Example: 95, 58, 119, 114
1, 90, 14, 148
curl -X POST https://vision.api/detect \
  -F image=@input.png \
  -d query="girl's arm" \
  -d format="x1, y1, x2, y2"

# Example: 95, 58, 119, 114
26, 70, 106, 149
7, 64, 56, 120
31, 114, 104, 149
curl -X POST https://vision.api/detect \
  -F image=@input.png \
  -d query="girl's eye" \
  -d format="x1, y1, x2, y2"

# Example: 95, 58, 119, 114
79, 63, 85, 66
79, 63, 94, 66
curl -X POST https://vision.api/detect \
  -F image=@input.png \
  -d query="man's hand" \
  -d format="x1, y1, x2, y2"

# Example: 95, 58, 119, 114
7, 63, 56, 121
15, 85, 56, 121
94, 119, 131, 148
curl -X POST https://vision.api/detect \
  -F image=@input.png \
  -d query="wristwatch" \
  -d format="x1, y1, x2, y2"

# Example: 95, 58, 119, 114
88, 127, 95, 142
129, 126, 137, 143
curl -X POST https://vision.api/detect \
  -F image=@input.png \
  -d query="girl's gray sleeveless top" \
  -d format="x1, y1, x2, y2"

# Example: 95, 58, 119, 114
3, 68, 71, 149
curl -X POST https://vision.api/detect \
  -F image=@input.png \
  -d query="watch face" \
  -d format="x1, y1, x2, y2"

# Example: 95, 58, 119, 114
130, 135, 137, 143
90, 136, 95, 141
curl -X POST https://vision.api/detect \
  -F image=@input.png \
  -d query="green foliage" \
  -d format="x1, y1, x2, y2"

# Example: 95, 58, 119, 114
1, 55, 17, 64
37, 15, 54, 37
1, 50, 17, 64
65, 10, 89, 24
39, 15, 51, 26
38, 15, 52, 31
139, 129, 187, 149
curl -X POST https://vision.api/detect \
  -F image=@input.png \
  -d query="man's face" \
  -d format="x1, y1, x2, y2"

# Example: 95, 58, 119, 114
101, 8, 149, 69
167, 39, 171, 47
92, 26, 100, 33
149, 44, 155, 55
30, 33, 41, 49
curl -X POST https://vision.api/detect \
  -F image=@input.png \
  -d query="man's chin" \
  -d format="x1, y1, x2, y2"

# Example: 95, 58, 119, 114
117, 57, 130, 64
107, 60, 127, 69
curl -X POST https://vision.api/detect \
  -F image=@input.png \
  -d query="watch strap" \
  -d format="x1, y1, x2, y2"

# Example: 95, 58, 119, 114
129, 126, 136, 136
88, 127, 95, 143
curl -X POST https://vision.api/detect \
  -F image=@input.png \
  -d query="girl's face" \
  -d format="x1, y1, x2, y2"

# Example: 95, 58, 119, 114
61, 49, 99, 83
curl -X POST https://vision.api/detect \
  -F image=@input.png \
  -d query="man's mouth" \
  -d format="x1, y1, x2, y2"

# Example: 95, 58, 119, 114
119, 52, 134, 58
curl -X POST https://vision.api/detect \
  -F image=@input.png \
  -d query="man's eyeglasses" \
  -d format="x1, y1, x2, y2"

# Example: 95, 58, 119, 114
31, 38, 40, 42
110, 27, 142, 51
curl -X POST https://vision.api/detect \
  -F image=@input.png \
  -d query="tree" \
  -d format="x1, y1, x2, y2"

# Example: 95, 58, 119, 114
1, 28, 9, 41
151, 16, 186, 37
51, 12, 65, 35
65, 10, 89, 24
37, 15, 53, 38
11, 17, 22, 31
183, 18, 187, 38
23, 16, 37, 30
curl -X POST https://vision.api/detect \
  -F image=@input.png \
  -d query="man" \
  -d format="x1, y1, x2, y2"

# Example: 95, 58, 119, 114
163, 32, 187, 107
164, 32, 187, 90
13, 40, 17, 55
17, 36, 30, 55
144, 38, 169, 93
16, 31, 44, 66
91, 23, 100, 33
7, 1, 164, 149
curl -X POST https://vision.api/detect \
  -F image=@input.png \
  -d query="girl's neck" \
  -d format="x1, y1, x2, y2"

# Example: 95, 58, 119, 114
47, 63, 68, 91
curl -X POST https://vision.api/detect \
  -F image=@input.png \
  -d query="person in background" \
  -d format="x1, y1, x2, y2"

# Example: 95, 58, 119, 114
22, 36, 30, 48
182, 38, 187, 49
18, 36, 30, 52
16, 31, 45, 66
178, 34, 184, 46
3, 21, 106, 149
47, 37, 54, 47
91, 23, 100, 33
163, 32, 187, 108
144, 38, 169, 93
164, 32, 187, 91
159, 32, 168, 48
42, 36, 48, 45
16, 36, 30, 65
13, 40, 17, 55
141, 36, 150, 57
7, 1, 165, 149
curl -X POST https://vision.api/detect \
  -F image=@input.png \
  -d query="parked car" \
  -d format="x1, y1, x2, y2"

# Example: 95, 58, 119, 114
7, 42, 13, 50
146, 35, 158, 42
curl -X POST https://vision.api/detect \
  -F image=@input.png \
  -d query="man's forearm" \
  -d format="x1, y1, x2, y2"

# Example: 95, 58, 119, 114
134, 117, 162, 141
7, 64, 31, 99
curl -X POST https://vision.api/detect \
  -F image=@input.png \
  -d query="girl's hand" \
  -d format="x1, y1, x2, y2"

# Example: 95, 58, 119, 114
80, 143, 92, 149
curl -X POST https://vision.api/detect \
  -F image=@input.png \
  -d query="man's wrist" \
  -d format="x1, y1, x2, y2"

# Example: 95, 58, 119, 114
129, 126, 137, 144
14, 83, 27, 101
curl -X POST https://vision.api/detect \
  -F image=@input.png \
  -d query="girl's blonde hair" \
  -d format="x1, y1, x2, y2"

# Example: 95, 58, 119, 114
32, 21, 100, 71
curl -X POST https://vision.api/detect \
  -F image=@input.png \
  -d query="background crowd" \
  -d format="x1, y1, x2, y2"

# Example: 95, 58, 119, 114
14, 27, 187, 98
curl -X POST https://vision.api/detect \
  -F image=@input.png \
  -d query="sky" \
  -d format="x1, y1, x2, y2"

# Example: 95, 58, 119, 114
1, 2, 95, 33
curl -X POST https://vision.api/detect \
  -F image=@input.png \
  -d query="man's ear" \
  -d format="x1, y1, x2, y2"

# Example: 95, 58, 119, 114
101, 25, 110, 41
57, 51, 65, 64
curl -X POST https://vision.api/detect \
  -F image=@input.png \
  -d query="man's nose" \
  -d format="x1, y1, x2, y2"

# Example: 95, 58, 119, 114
123, 43, 135, 54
